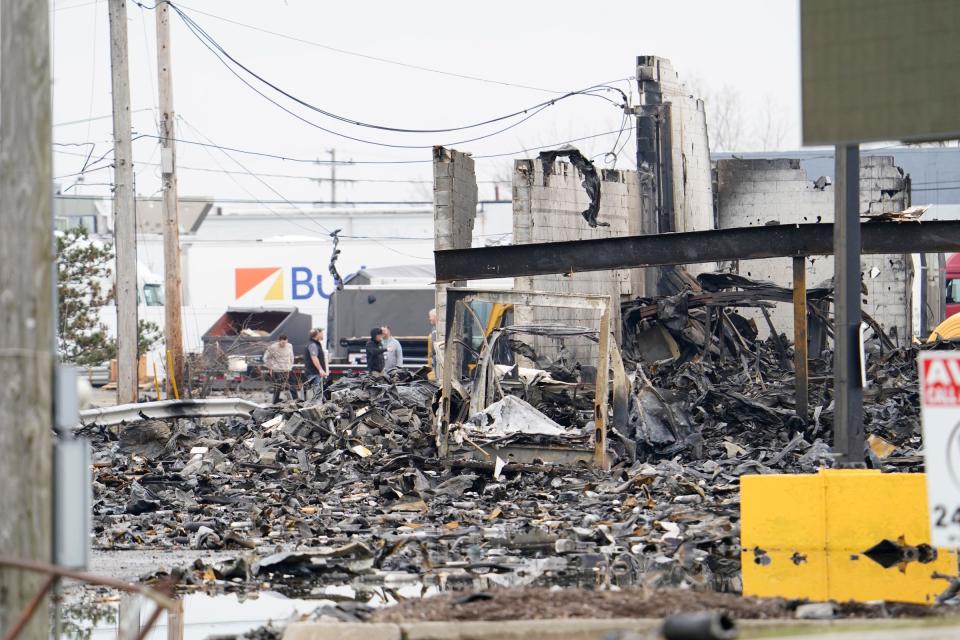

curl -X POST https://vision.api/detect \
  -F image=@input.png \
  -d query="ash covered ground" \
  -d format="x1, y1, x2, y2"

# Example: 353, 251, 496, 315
75, 274, 958, 622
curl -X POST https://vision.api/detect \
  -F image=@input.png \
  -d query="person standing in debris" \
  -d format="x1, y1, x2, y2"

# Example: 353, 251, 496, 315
427, 308, 438, 372
303, 328, 327, 399
381, 325, 403, 371
365, 327, 386, 373
263, 334, 297, 404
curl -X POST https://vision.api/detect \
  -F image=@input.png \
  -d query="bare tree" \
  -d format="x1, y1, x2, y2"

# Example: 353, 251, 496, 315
754, 94, 787, 151
698, 83, 746, 152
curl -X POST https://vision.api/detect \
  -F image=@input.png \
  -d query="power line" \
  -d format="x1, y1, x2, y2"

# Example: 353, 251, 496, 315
52, 0, 102, 12
52, 189, 515, 242
55, 163, 113, 180
134, 125, 635, 166
54, 144, 509, 184
63, 141, 960, 190
53, 193, 509, 206
475, 125, 634, 160
175, 114, 334, 236
913, 186, 960, 193
172, 9, 603, 151
173, 1, 625, 134
173, 115, 436, 260
163, 3, 627, 150
56, 124, 637, 191
169, 1, 602, 96
54, 108, 153, 127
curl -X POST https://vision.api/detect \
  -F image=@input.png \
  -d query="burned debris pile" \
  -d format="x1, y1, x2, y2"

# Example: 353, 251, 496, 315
620, 270, 935, 470
80, 369, 742, 596
77, 272, 948, 602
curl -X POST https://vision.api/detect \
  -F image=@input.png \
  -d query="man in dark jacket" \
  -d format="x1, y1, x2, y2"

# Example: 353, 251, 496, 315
303, 328, 327, 399
365, 327, 386, 372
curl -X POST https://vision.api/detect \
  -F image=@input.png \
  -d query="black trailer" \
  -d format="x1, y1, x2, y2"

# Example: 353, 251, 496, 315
195, 307, 312, 391
327, 284, 434, 365
202, 307, 313, 359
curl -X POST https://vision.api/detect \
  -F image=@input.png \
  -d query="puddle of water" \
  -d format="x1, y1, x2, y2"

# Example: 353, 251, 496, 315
66, 555, 621, 639
83, 591, 314, 640
77, 583, 441, 640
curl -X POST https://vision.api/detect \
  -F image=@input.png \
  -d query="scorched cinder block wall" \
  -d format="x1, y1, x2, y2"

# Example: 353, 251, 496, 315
636, 56, 713, 235
636, 56, 714, 287
512, 158, 640, 363
716, 156, 914, 344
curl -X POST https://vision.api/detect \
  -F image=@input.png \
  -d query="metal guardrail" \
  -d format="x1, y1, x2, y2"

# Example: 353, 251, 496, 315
79, 398, 263, 426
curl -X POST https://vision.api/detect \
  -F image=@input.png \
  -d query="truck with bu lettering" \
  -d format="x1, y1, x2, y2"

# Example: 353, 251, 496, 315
139, 235, 436, 355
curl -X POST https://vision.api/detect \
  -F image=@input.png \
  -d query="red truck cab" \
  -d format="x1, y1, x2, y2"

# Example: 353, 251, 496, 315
947, 254, 960, 318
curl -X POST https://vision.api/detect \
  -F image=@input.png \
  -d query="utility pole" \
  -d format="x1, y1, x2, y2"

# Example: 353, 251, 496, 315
313, 149, 354, 206
109, 0, 139, 404
329, 148, 337, 207
156, 1, 185, 392
0, 1, 54, 639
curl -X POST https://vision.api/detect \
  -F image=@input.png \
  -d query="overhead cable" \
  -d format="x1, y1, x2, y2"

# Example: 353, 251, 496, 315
166, 2, 626, 143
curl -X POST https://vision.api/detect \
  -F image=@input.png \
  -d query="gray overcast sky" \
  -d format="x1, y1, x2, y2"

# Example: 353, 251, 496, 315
51, 0, 802, 205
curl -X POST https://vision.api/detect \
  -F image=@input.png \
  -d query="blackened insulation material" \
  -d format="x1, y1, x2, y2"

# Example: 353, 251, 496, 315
329, 229, 344, 292
697, 272, 831, 300
538, 147, 608, 228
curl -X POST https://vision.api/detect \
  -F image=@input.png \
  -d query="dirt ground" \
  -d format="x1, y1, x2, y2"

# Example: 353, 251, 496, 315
372, 587, 944, 623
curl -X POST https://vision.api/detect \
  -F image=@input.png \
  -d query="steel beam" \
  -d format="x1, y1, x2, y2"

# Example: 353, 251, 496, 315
434, 220, 960, 283
834, 145, 864, 464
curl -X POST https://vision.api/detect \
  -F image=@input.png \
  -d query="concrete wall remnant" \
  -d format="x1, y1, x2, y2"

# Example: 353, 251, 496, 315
716, 156, 915, 343
433, 146, 477, 346
512, 157, 639, 362
635, 56, 714, 289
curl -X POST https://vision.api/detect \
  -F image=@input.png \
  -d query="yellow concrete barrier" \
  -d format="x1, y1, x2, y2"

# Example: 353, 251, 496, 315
741, 469, 957, 604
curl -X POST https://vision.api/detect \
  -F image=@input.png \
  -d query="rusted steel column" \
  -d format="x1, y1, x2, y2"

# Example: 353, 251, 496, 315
793, 256, 809, 420
594, 308, 610, 469
834, 144, 864, 464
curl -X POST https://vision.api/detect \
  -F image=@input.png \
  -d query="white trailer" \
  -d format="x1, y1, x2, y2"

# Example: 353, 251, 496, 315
136, 235, 435, 353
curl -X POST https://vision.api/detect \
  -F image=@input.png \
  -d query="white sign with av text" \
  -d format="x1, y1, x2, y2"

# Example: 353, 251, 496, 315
919, 351, 960, 548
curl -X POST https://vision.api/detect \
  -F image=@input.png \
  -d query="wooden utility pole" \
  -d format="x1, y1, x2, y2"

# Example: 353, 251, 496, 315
0, 0, 54, 638
109, 0, 139, 404
155, 1, 185, 391
329, 149, 337, 206
313, 149, 353, 206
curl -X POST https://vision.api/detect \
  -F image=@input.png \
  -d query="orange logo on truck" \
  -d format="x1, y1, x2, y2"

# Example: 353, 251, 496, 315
235, 267, 284, 301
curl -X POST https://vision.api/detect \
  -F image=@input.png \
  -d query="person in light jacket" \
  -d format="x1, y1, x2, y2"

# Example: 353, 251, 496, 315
381, 325, 403, 371
263, 334, 297, 403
